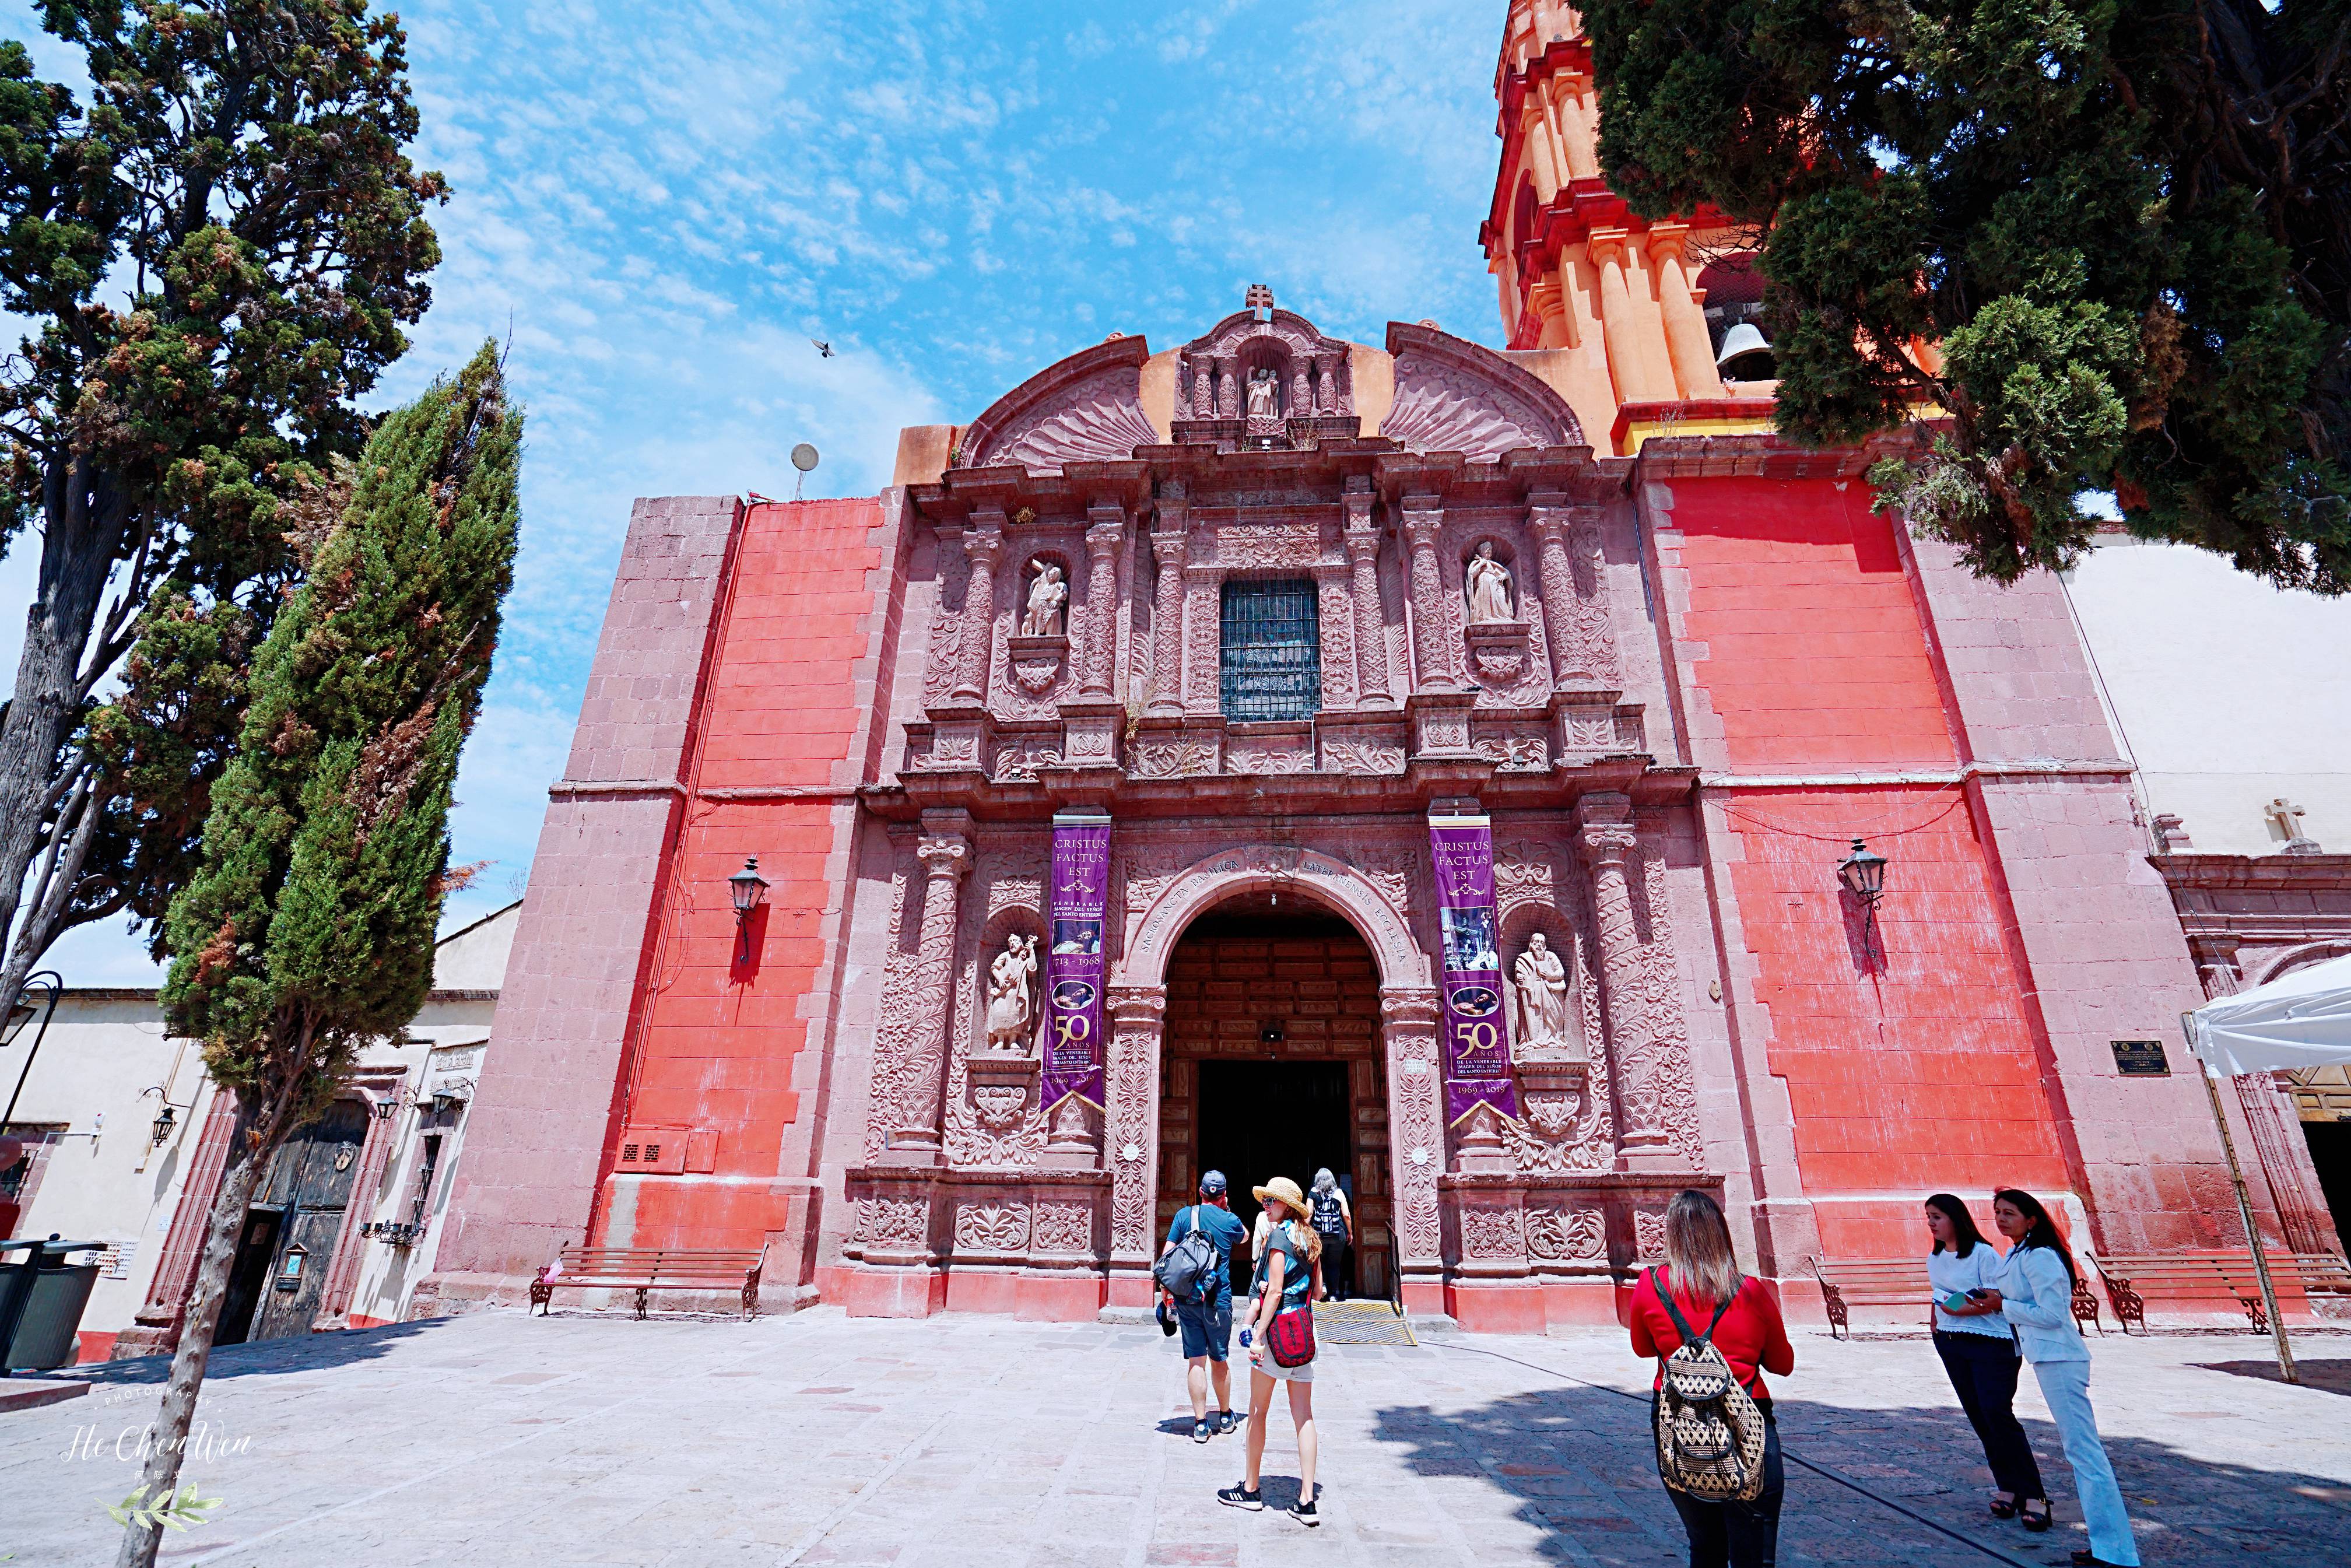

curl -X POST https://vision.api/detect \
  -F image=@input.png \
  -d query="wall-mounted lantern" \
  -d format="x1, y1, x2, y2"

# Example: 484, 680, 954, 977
1837, 840, 1888, 904
729, 857, 770, 967
150, 1102, 177, 1148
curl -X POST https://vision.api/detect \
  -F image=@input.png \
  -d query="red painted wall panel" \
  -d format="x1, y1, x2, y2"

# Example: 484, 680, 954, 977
1669, 478, 2068, 1258
598, 499, 888, 1253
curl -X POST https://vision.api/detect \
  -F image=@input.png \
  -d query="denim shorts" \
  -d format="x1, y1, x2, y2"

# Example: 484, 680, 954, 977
1176, 1295, 1231, 1361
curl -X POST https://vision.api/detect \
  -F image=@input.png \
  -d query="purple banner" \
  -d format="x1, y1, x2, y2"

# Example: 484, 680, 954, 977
1041, 812, 1112, 1113
1429, 811, 1521, 1126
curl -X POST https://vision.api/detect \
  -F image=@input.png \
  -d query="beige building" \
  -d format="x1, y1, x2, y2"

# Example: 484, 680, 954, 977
0, 902, 516, 1361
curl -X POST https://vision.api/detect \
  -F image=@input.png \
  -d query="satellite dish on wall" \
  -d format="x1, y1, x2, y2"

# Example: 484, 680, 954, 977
790, 442, 819, 499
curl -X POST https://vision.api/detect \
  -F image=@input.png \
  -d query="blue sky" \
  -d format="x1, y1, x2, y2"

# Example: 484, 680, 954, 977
2, 0, 1513, 984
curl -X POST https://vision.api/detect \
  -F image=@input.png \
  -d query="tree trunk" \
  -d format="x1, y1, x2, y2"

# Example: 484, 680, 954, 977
113, 1118, 271, 1568
0, 459, 128, 1004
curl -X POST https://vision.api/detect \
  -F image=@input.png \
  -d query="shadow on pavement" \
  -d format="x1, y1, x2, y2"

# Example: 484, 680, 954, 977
2191, 1357, 2351, 1398
58, 1316, 454, 1386
1369, 1378, 2351, 1567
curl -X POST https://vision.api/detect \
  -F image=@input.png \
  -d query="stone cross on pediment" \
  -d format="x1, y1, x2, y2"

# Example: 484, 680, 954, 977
1244, 283, 1275, 311
2267, 797, 2321, 852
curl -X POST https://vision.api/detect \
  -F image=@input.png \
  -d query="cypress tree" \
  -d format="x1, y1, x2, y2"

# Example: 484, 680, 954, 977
113, 343, 520, 1568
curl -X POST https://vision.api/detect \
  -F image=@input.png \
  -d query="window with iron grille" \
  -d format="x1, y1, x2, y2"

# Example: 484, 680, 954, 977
1220, 579, 1321, 721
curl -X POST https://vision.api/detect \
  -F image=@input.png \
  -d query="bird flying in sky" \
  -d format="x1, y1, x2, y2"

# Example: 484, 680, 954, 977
812, 339, 834, 358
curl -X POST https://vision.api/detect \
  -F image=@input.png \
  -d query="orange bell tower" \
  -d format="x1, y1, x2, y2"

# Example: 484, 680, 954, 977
1482, 1, 1778, 454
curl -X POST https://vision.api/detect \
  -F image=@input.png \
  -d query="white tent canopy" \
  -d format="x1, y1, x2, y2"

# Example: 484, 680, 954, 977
2186, 952, 2351, 1077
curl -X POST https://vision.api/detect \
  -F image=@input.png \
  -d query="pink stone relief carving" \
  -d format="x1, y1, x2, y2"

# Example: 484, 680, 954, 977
1381, 324, 1584, 461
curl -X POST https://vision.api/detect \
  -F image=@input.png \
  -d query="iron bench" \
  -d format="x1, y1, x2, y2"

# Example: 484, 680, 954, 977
2089, 1250, 2350, 1333
1807, 1257, 1931, 1340
1809, 1254, 2102, 1340
530, 1244, 766, 1321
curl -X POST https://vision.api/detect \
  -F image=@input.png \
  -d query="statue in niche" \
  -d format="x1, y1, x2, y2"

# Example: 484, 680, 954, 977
1245, 366, 1280, 420
1465, 542, 1516, 625
1512, 932, 1572, 1048
1020, 562, 1068, 636
983, 933, 1039, 1052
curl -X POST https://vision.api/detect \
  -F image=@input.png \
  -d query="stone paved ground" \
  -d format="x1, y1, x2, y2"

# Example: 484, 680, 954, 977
5, 1309, 2348, 1567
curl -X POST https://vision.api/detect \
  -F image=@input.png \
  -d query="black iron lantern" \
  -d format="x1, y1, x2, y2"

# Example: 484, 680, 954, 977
1837, 839, 1888, 904
729, 857, 769, 966
150, 1103, 177, 1148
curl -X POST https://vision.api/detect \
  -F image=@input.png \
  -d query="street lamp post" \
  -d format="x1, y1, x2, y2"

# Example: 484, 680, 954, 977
0, 971, 65, 1131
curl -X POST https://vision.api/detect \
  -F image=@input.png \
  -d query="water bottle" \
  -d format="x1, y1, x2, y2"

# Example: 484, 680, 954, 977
1238, 1325, 1253, 1350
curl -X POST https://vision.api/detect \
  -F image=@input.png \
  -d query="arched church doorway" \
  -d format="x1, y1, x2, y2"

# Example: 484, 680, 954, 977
1157, 893, 1392, 1297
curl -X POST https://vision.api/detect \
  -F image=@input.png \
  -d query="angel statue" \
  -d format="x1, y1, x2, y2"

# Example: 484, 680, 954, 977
984, 933, 1040, 1052
1245, 366, 1280, 419
1021, 561, 1068, 636
1512, 932, 1571, 1048
1465, 541, 1515, 625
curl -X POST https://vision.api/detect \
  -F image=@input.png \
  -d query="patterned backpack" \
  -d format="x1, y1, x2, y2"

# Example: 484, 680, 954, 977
1648, 1269, 1769, 1503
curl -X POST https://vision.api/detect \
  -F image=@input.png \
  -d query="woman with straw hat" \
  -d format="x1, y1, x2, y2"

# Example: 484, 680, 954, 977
1218, 1176, 1325, 1526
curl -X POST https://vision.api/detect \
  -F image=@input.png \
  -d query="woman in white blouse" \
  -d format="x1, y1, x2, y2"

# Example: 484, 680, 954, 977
1922, 1194, 2045, 1525
1974, 1188, 2141, 1568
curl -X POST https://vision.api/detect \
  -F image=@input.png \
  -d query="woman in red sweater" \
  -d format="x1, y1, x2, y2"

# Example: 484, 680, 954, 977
1627, 1190, 1796, 1568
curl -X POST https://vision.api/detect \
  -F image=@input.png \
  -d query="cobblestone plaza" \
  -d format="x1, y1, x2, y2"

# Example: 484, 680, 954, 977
8, 1310, 2348, 1566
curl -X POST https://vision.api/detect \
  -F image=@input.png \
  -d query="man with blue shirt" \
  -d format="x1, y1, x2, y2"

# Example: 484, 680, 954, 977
1160, 1170, 1251, 1443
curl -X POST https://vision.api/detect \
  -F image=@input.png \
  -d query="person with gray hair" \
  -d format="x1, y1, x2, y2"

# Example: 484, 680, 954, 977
1307, 1168, 1353, 1300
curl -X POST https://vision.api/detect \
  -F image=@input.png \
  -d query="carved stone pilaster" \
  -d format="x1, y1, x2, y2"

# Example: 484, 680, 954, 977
1344, 483, 1393, 707
1080, 513, 1122, 699
887, 817, 974, 1160
954, 526, 1005, 703
1381, 987, 1445, 1283
1578, 794, 1673, 1163
1216, 355, 1240, 419
1315, 352, 1342, 415
1401, 499, 1457, 694
2238, 1073, 2341, 1253
1105, 985, 1167, 1284
1568, 507, 1620, 686
1148, 529, 1187, 716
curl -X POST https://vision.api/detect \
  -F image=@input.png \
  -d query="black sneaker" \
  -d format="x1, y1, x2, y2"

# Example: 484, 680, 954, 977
1289, 1499, 1320, 1527
1192, 1418, 1212, 1444
1217, 1484, 1263, 1511
1217, 1409, 1240, 1436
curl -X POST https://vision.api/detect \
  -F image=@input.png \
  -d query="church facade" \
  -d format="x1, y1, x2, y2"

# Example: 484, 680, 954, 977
415, 0, 2339, 1332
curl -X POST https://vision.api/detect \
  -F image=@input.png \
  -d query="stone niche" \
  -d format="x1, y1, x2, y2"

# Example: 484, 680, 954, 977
1171, 300, 1360, 452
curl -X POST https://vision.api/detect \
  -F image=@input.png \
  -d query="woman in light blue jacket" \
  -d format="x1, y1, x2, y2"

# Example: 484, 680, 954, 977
1974, 1188, 2139, 1568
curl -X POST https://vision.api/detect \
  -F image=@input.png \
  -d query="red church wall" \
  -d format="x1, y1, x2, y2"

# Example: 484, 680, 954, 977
1654, 474, 2073, 1260
594, 497, 899, 1265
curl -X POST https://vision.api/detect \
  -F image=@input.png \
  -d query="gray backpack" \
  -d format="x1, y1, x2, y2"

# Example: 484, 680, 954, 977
1152, 1207, 1219, 1305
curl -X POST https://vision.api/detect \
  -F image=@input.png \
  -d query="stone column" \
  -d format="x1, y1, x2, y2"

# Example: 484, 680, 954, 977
1184, 355, 1211, 419
1588, 231, 1671, 406
1552, 74, 1600, 181
952, 527, 1003, 703
1381, 987, 1447, 1309
2238, 1074, 2341, 1253
1290, 363, 1311, 417
1216, 356, 1240, 418
888, 819, 973, 1160
1105, 985, 1168, 1302
1528, 500, 1584, 688
1648, 226, 1725, 401
1315, 352, 1341, 415
1343, 504, 1392, 705
1578, 795, 1674, 1160
1401, 498, 1456, 693
1147, 534, 1187, 715
1080, 513, 1122, 699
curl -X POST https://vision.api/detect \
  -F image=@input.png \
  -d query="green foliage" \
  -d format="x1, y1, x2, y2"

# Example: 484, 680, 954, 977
0, 0, 442, 979
105, 1482, 219, 1532
160, 344, 517, 1116
1581, 0, 2351, 591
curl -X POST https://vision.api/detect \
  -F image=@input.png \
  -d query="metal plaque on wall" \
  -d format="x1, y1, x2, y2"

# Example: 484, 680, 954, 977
2111, 1040, 2170, 1076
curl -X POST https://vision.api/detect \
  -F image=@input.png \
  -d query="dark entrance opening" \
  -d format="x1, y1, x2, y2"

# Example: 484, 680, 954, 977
1158, 897, 1391, 1297
215, 1207, 284, 1347
1196, 1061, 1350, 1233
215, 1097, 371, 1345
2304, 1121, 2351, 1241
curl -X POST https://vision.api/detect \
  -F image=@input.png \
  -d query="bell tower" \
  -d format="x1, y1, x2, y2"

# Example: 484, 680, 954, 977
1480, 1, 1777, 454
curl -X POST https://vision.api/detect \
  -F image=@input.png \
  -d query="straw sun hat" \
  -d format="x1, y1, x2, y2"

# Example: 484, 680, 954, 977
1252, 1176, 1308, 1217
